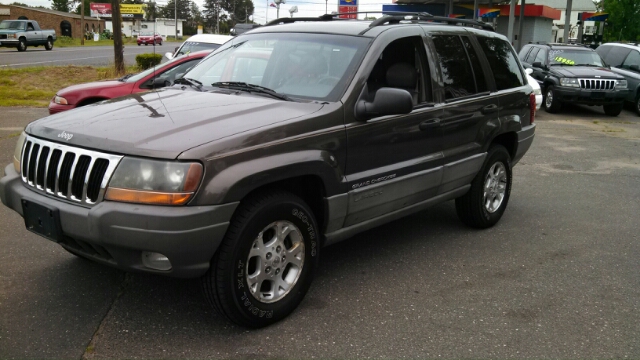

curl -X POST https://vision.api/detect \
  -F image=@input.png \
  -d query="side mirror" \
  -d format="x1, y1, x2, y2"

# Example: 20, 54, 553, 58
355, 87, 413, 121
532, 61, 544, 69
630, 65, 640, 72
525, 68, 534, 75
164, 52, 174, 60
151, 77, 171, 89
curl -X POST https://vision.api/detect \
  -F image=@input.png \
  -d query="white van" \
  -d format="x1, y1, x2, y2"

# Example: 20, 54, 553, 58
165, 34, 233, 60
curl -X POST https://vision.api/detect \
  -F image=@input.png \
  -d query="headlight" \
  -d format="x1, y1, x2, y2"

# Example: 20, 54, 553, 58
559, 78, 580, 87
54, 96, 68, 105
13, 132, 27, 173
104, 158, 203, 205
7, 34, 17, 39
615, 79, 628, 88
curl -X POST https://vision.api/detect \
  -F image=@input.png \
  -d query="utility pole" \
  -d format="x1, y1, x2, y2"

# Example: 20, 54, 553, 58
174, 0, 177, 39
81, 0, 85, 45
325, 0, 327, 14
111, 0, 124, 75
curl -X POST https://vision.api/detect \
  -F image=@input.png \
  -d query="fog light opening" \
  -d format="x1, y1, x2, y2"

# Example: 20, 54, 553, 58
142, 251, 172, 271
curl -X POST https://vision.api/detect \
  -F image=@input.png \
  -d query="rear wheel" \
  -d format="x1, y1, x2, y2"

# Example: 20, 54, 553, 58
202, 191, 320, 328
603, 103, 623, 117
45, 37, 53, 50
635, 95, 640, 116
455, 145, 512, 229
544, 86, 562, 113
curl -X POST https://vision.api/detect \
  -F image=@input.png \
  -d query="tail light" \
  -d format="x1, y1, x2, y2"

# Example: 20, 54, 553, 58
529, 93, 536, 124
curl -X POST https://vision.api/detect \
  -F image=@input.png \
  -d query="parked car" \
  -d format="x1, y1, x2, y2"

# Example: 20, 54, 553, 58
164, 33, 232, 61
596, 42, 640, 115
230, 23, 261, 36
137, 32, 163, 46
1, 13, 535, 328
0, 20, 56, 52
526, 69, 542, 111
48, 50, 210, 114
519, 43, 629, 116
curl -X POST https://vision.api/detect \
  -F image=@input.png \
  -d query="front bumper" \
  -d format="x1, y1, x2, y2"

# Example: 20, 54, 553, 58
512, 123, 536, 166
1, 164, 238, 278
0, 39, 19, 47
553, 86, 630, 105
48, 99, 75, 114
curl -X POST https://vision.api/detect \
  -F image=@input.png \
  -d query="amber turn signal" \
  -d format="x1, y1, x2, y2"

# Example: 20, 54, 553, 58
104, 188, 194, 205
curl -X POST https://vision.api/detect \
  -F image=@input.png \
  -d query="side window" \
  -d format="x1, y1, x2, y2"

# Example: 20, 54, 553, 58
621, 50, 640, 70
432, 35, 477, 100
365, 36, 431, 105
525, 48, 540, 64
461, 36, 488, 93
477, 37, 525, 90
142, 59, 202, 88
27, 22, 34, 31
605, 47, 632, 67
518, 45, 532, 61
534, 48, 546, 64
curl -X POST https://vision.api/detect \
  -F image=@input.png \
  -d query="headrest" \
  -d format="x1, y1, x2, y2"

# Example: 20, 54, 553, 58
386, 63, 417, 88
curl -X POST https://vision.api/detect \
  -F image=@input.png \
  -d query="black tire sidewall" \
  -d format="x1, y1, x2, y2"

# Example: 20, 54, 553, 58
481, 147, 512, 223
45, 39, 52, 50
635, 95, 640, 116
544, 86, 560, 113
221, 196, 319, 326
18, 39, 26, 51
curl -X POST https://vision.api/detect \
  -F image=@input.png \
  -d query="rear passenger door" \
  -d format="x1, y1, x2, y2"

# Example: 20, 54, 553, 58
427, 32, 498, 194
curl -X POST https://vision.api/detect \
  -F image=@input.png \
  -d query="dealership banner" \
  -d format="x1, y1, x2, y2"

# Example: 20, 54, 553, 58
90, 3, 145, 19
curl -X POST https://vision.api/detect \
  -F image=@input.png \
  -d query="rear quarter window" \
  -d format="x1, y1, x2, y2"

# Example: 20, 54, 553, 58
477, 37, 525, 91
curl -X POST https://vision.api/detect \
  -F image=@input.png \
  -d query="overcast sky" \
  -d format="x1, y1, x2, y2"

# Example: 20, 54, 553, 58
1, 0, 391, 25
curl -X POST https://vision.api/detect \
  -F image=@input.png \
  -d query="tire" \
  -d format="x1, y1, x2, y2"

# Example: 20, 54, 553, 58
17, 38, 27, 52
544, 86, 562, 113
137, 43, 141, 46
202, 191, 320, 328
455, 145, 512, 229
634, 95, 640, 116
45, 37, 53, 50
603, 103, 623, 117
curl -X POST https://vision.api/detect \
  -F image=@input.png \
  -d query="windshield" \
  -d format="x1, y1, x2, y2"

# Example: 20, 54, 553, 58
176, 42, 222, 57
140, 32, 154, 36
125, 58, 181, 83
549, 50, 605, 67
184, 33, 371, 101
0, 21, 25, 30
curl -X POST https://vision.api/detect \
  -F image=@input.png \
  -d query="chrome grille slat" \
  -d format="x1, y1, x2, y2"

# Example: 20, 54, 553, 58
578, 78, 616, 91
18, 135, 123, 207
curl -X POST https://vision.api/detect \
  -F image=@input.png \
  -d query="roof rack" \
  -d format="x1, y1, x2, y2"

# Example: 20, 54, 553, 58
265, 11, 495, 33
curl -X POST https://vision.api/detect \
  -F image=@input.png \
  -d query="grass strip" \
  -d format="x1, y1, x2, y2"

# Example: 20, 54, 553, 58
0, 65, 138, 107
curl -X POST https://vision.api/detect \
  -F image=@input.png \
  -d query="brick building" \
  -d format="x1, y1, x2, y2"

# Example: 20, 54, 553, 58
0, 5, 104, 39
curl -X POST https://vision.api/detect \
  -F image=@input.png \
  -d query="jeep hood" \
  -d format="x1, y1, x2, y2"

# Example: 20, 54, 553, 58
26, 89, 325, 159
551, 66, 623, 79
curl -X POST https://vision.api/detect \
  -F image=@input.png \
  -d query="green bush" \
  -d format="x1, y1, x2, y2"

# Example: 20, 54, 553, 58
57, 36, 75, 45
135, 53, 162, 70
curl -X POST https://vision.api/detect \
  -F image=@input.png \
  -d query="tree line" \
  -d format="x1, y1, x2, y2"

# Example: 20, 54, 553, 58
39, 0, 255, 35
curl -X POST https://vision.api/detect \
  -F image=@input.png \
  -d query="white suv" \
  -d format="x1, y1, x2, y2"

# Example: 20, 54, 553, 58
164, 34, 232, 61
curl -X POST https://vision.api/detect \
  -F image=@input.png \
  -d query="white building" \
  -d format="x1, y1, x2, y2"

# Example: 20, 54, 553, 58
529, 0, 597, 42
105, 18, 185, 39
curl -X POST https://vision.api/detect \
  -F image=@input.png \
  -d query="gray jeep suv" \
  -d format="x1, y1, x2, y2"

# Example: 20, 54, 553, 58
596, 42, 640, 115
1, 13, 536, 328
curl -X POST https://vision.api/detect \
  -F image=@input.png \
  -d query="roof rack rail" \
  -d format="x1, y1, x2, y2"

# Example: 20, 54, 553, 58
265, 11, 494, 33
365, 12, 494, 32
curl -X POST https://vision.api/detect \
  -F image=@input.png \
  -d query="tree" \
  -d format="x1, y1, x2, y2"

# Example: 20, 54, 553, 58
111, 0, 125, 75
51, 0, 71, 12
596, 0, 640, 41
203, 0, 224, 33
73, 0, 91, 16
143, 1, 159, 21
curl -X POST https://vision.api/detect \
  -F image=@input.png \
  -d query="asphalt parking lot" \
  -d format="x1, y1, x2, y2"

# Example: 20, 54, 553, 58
0, 104, 639, 359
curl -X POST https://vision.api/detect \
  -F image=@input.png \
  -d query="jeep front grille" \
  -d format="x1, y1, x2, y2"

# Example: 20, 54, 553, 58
21, 136, 123, 206
579, 79, 616, 90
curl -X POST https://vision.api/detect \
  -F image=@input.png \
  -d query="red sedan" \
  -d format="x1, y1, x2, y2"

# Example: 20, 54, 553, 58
48, 50, 210, 114
137, 32, 163, 46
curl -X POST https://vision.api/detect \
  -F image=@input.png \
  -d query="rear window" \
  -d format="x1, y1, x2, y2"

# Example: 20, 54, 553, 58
431, 35, 478, 100
477, 37, 524, 90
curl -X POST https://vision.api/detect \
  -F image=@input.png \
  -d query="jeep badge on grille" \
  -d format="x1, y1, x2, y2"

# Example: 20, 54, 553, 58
57, 131, 73, 141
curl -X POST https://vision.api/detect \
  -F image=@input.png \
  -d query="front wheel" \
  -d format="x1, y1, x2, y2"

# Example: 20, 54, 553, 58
202, 191, 320, 328
45, 38, 53, 50
17, 38, 27, 52
634, 95, 640, 116
603, 103, 623, 117
455, 145, 512, 229
544, 86, 562, 113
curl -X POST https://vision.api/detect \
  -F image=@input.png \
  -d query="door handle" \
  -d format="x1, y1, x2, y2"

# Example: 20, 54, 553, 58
419, 118, 441, 131
481, 104, 499, 114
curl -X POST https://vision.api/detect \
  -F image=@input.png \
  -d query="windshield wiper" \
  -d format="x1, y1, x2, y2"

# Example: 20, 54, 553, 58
574, 64, 602, 67
174, 77, 203, 91
550, 63, 573, 66
211, 82, 293, 101
118, 74, 134, 82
